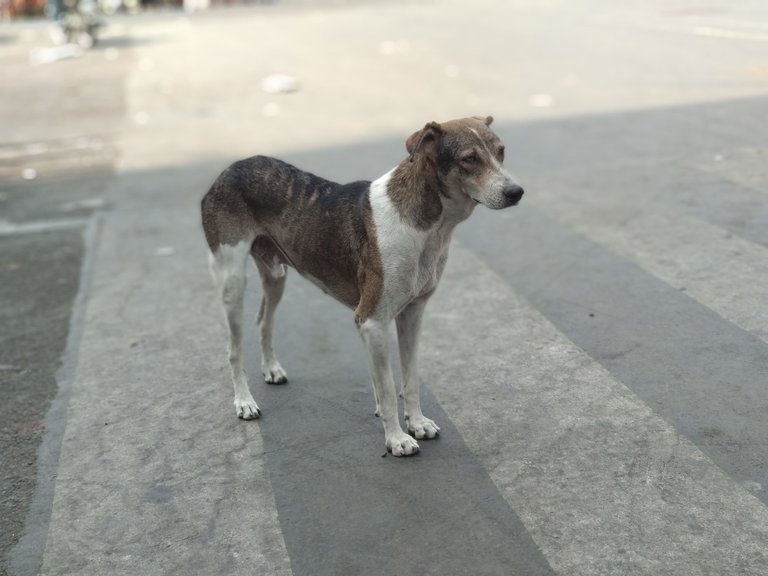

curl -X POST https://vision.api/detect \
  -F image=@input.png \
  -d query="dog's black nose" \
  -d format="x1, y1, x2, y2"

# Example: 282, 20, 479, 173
503, 185, 524, 204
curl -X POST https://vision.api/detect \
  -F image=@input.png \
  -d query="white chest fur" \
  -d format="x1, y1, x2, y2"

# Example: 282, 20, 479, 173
369, 170, 450, 318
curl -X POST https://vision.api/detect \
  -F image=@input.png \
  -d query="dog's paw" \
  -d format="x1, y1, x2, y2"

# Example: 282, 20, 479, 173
386, 432, 420, 457
406, 414, 440, 439
235, 399, 261, 420
262, 360, 287, 385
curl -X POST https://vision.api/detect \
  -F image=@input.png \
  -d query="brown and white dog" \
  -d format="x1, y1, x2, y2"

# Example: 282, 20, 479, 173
201, 116, 523, 456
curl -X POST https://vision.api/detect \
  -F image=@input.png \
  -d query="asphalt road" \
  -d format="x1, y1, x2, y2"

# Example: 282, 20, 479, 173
0, 21, 128, 575
2, 1, 768, 575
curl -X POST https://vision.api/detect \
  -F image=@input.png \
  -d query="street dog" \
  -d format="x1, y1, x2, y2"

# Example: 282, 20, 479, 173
201, 116, 523, 456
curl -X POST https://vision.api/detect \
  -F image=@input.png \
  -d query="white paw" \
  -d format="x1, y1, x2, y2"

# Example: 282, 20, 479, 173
406, 414, 440, 439
386, 431, 420, 456
235, 398, 261, 419
262, 360, 287, 384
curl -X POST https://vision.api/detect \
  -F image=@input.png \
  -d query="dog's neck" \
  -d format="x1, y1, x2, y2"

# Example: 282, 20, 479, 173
385, 156, 476, 232
385, 157, 442, 230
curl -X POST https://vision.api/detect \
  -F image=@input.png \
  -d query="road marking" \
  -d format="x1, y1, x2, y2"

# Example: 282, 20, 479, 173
691, 26, 768, 42
684, 18, 768, 31
596, 14, 768, 42
531, 180, 768, 343
246, 271, 556, 576
7, 217, 102, 576
0, 218, 90, 236
36, 198, 293, 575
422, 244, 768, 576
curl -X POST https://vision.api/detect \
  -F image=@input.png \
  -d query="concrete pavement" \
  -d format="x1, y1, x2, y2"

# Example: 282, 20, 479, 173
3, 1, 768, 574
0, 19, 128, 573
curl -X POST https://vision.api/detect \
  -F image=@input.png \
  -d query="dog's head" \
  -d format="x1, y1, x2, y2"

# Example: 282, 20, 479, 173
406, 116, 523, 210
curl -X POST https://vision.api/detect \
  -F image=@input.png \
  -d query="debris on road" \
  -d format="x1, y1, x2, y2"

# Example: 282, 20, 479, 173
29, 44, 83, 66
261, 73, 301, 94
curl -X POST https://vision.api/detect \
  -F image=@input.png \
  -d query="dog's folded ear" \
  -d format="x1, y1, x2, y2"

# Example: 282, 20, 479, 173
473, 115, 494, 126
406, 121, 443, 163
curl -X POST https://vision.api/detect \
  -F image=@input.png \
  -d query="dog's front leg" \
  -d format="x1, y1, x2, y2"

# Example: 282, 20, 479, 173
358, 318, 420, 456
396, 298, 440, 439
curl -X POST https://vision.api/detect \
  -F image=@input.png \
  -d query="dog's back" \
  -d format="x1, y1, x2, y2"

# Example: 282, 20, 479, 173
202, 156, 376, 308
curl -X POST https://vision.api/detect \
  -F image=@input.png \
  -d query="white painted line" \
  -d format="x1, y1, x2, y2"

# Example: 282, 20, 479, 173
687, 18, 768, 32
422, 245, 768, 576
598, 16, 768, 42
691, 26, 768, 42
38, 204, 293, 575
532, 185, 768, 343
0, 218, 90, 236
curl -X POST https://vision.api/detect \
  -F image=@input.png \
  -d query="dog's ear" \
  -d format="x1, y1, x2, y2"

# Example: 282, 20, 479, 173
473, 115, 494, 126
406, 122, 443, 163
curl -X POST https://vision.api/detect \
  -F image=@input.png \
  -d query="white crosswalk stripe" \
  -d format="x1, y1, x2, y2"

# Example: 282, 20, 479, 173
422, 245, 768, 576
531, 179, 768, 343
34, 192, 293, 576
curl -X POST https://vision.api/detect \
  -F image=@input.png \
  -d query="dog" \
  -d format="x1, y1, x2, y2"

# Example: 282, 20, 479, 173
201, 116, 523, 456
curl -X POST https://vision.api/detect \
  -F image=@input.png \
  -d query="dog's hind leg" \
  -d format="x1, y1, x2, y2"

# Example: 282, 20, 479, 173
210, 241, 261, 419
253, 254, 288, 384
396, 297, 440, 439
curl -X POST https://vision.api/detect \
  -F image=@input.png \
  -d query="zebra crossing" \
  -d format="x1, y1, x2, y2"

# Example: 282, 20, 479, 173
423, 244, 768, 576
9, 3, 768, 573
22, 98, 768, 575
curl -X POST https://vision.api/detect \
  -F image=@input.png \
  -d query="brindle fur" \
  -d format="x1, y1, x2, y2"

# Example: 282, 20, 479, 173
202, 157, 382, 316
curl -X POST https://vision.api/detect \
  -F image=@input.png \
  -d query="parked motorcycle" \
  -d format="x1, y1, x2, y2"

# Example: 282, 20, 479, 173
56, 0, 105, 48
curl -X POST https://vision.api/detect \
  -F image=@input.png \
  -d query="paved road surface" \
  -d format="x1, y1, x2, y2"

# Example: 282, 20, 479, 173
0, 20, 128, 575
2, 1, 768, 575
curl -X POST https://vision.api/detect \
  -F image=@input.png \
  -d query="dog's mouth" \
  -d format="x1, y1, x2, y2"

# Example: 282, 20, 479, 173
471, 196, 523, 209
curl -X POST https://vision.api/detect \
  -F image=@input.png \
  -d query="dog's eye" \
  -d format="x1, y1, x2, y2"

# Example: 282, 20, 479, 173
461, 152, 480, 165
497, 146, 505, 161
